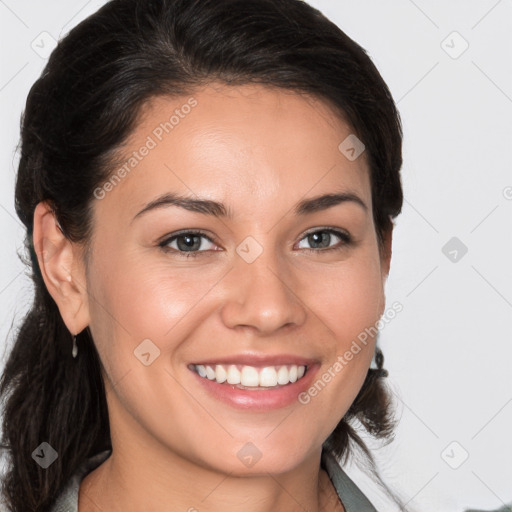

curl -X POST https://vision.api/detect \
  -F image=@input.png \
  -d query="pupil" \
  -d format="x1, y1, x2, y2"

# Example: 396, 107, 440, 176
178, 235, 199, 251
310, 231, 329, 248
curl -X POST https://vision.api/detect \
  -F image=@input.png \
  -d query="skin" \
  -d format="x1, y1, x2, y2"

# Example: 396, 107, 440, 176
34, 83, 392, 511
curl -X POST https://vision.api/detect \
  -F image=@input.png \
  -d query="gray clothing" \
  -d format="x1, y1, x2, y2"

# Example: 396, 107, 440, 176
464, 507, 512, 512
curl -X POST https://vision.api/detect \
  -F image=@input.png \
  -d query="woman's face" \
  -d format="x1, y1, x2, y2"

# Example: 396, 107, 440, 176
83, 83, 391, 475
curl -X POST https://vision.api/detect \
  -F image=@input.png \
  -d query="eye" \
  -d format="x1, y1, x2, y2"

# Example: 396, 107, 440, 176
158, 230, 217, 258
158, 227, 352, 259
296, 228, 351, 253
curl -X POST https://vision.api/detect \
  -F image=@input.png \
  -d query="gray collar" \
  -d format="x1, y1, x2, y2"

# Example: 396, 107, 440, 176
321, 449, 378, 511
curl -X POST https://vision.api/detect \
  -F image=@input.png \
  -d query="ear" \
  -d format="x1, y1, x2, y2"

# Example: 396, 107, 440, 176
32, 201, 90, 336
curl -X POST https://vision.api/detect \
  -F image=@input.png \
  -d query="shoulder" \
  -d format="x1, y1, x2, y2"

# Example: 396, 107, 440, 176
321, 448, 378, 512
0, 448, 111, 512
50, 450, 111, 512
51, 450, 111, 512
464, 507, 512, 512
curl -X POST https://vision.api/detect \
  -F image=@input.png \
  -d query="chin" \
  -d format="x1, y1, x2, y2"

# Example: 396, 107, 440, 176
189, 437, 319, 477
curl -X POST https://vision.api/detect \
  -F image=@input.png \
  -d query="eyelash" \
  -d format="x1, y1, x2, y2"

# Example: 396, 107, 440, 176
158, 228, 352, 259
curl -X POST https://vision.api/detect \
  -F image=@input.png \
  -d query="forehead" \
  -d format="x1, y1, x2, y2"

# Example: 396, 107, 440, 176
95, 83, 371, 222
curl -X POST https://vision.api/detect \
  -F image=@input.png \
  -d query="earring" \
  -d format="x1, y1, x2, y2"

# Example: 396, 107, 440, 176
72, 334, 78, 358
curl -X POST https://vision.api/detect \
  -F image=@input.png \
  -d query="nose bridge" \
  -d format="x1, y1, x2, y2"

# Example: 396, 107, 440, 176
219, 234, 307, 334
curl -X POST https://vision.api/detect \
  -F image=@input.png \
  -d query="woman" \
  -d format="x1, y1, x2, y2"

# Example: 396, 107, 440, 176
0, 0, 405, 510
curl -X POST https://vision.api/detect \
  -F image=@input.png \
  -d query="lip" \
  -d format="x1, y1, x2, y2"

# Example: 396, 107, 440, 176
190, 353, 317, 368
188, 354, 320, 411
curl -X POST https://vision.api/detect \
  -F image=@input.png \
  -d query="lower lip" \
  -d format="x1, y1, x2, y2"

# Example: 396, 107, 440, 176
190, 365, 320, 411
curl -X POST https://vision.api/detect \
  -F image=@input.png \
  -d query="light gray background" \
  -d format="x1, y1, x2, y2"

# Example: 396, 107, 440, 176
1, 1, 511, 511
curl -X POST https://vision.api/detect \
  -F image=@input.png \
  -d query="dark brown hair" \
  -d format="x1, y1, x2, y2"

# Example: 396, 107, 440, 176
1, 0, 404, 510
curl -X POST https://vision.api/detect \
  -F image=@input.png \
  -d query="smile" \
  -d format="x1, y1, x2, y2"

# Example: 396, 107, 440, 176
191, 364, 307, 388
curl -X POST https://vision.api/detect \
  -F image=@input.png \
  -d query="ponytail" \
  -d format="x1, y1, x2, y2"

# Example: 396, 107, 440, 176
0, 247, 109, 511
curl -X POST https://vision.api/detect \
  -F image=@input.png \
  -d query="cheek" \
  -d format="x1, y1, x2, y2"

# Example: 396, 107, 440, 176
308, 250, 384, 345
117, 261, 225, 345
90, 247, 210, 335
86, 248, 230, 388
86, 255, 216, 445
299, 251, 384, 417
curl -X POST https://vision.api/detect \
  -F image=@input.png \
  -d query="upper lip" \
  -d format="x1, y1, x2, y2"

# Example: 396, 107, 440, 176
190, 353, 318, 367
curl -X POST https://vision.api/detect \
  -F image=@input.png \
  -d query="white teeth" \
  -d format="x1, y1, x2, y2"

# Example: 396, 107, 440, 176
194, 363, 307, 388
215, 365, 227, 383
259, 367, 278, 387
277, 366, 289, 385
241, 366, 259, 387
226, 365, 241, 385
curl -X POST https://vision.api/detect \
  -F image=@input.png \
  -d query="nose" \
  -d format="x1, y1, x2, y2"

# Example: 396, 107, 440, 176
219, 242, 307, 335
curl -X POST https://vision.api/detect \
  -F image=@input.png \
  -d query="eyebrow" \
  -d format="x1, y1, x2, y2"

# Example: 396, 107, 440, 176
131, 190, 368, 223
